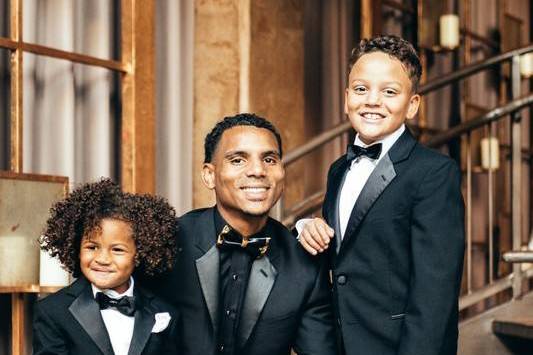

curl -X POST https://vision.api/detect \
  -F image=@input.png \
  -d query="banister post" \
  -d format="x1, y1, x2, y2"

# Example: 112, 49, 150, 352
510, 54, 523, 299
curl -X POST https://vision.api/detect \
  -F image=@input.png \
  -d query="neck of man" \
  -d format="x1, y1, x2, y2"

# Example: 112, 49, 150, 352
217, 207, 268, 237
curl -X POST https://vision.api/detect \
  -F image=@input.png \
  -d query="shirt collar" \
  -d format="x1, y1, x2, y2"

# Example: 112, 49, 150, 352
353, 124, 405, 162
91, 276, 135, 299
213, 206, 271, 239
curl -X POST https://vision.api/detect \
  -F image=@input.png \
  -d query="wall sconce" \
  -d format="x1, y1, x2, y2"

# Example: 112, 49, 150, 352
439, 14, 460, 50
520, 53, 533, 77
480, 136, 500, 171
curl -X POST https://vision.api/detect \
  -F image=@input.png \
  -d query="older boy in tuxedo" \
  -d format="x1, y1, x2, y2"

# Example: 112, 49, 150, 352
150, 113, 337, 355
297, 36, 465, 355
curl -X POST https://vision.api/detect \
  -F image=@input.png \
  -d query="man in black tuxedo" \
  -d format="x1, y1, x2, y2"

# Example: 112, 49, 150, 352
297, 36, 465, 355
151, 113, 337, 355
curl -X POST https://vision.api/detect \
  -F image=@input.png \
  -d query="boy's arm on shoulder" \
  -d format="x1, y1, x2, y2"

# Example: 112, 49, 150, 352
33, 301, 70, 355
293, 256, 337, 355
398, 159, 465, 355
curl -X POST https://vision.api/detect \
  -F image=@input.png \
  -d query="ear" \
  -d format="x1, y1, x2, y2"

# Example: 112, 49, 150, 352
201, 163, 216, 190
406, 93, 421, 120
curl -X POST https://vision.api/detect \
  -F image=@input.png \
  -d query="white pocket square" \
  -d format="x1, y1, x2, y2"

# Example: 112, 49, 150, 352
151, 312, 171, 333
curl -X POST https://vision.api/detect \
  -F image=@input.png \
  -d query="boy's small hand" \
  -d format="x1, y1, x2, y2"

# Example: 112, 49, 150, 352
298, 218, 334, 255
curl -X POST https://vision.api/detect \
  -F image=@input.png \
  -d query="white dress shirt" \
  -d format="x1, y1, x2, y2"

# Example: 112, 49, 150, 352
295, 124, 406, 240
338, 125, 405, 239
91, 277, 135, 355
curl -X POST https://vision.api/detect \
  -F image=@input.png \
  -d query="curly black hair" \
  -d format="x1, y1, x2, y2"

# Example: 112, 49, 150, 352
348, 35, 422, 93
204, 113, 283, 163
40, 178, 177, 278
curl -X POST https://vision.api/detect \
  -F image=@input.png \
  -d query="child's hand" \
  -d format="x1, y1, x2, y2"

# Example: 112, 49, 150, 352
297, 218, 334, 255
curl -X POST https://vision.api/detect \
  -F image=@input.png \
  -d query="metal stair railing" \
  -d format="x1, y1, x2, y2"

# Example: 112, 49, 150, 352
275, 44, 533, 310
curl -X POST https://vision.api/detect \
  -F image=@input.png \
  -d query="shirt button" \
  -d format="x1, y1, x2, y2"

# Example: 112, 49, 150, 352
226, 310, 231, 316
337, 274, 347, 285
232, 274, 238, 281
219, 344, 224, 352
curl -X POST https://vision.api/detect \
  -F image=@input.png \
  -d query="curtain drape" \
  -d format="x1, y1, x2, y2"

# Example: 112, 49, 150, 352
155, 0, 194, 215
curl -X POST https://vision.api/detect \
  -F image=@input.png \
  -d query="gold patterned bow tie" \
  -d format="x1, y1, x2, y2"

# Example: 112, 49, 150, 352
216, 225, 270, 259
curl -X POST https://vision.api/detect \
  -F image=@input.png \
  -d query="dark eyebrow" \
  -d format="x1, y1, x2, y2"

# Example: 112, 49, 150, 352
263, 150, 281, 158
223, 150, 280, 159
383, 81, 402, 87
224, 150, 249, 159
350, 78, 403, 87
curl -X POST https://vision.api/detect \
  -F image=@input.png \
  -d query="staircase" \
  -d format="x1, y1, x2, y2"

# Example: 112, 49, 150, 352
459, 291, 533, 355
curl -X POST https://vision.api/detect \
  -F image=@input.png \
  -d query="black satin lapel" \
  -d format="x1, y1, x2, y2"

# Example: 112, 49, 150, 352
334, 171, 349, 254
239, 256, 278, 347
325, 160, 350, 254
388, 128, 417, 163
195, 244, 220, 335
194, 208, 218, 254
127, 300, 156, 355
340, 154, 396, 253
68, 286, 114, 355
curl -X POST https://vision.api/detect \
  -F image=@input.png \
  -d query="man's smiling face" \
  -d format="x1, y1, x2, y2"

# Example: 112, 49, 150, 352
202, 125, 285, 228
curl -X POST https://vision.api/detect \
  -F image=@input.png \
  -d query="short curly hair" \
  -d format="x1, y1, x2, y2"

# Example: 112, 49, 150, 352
40, 178, 177, 278
204, 113, 283, 163
348, 35, 422, 93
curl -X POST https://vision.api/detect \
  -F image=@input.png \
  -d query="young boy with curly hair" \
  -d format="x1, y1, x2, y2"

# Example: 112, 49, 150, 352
33, 178, 180, 355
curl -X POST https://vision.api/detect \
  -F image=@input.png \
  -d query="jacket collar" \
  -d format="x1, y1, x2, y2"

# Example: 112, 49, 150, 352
332, 129, 417, 256
193, 207, 279, 347
67, 277, 158, 355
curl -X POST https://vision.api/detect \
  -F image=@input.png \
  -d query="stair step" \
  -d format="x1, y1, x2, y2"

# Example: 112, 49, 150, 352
493, 318, 533, 340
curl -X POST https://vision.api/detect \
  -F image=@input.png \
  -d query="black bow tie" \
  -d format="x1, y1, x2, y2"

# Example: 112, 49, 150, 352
346, 143, 382, 162
95, 292, 136, 316
216, 225, 270, 259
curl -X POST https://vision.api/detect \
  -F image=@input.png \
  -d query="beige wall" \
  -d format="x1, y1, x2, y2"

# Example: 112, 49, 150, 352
193, 0, 242, 207
192, 0, 308, 209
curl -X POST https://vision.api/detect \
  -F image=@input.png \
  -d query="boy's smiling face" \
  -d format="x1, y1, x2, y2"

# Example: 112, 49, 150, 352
80, 218, 136, 294
345, 51, 420, 145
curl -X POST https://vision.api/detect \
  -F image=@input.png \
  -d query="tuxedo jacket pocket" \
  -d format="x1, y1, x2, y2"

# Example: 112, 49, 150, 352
152, 312, 172, 333
390, 313, 406, 320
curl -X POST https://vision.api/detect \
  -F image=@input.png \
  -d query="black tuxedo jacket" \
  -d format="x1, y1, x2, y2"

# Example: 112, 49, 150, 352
33, 277, 180, 355
148, 207, 337, 355
323, 129, 465, 355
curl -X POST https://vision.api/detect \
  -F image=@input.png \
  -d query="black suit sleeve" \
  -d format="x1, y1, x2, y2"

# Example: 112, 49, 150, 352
398, 160, 465, 355
293, 256, 338, 355
33, 302, 70, 355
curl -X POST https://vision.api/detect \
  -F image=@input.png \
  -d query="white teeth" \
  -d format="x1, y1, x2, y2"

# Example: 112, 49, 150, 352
361, 113, 383, 120
242, 187, 267, 192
